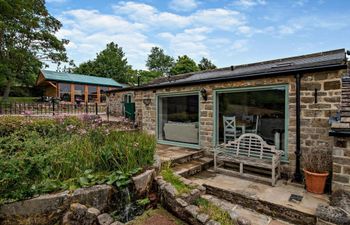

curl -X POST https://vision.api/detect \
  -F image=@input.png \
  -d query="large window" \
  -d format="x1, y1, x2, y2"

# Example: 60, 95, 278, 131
74, 84, 85, 103
100, 86, 108, 103
158, 94, 199, 145
88, 86, 98, 102
217, 86, 287, 152
59, 83, 71, 102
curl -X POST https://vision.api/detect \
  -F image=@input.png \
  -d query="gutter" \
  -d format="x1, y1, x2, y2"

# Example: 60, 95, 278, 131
108, 62, 346, 93
329, 130, 350, 137
293, 73, 303, 183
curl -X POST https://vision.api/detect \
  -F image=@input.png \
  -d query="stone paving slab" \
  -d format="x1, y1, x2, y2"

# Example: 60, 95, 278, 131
189, 170, 329, 216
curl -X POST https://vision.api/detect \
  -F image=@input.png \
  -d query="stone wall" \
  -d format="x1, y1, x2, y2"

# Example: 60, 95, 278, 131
331, 138, 350, 192
298, 70, 343, 182
108, 68, 347, 178
108, 90, 134, 117
0, 170, 156, 225
329, 75, 350, 192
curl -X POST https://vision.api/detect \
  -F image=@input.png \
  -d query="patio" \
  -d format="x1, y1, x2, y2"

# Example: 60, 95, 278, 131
189, 169, 328, 217
156, 144, 330, 224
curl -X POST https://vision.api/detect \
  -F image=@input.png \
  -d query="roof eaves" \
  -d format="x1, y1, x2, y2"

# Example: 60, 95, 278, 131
108, 60, 346, 93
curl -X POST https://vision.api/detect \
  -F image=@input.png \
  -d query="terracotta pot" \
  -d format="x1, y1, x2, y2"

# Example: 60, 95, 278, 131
303, 169, 329, 194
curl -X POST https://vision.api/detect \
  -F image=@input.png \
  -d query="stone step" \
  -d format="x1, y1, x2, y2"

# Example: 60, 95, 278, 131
157, 144, 205, 166
201, 194, 293, 225
172, 157, 214, 177
170, 151, 205, 165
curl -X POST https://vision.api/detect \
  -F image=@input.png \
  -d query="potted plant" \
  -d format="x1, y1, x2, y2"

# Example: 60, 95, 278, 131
303, 150, 331, 194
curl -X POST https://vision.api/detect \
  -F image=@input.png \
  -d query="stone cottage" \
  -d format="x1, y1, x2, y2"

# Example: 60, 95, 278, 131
108, 49, 350, 191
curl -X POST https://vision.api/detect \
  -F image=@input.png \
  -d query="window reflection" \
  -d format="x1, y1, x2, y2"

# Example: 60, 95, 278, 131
158, 94, 199, 144
59, 83, 71, 102
218, 87, 286, 151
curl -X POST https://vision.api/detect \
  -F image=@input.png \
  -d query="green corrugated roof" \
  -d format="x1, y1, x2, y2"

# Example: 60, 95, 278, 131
41, 70, 123, 87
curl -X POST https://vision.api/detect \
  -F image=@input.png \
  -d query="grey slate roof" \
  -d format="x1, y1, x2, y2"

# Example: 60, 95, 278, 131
111, 49, 347, 92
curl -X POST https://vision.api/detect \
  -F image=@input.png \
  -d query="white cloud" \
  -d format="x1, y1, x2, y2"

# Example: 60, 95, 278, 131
234, 0, 266, 8
56, 2, 254, 69
191, 8, 245, 31
159, 27, 211, 59
275, 15, 348, 36
278, 24, 302, 35
113, 2, 246, 32
57, 9, 156, 69
293, 0, 308, 7
113, 2, 190, 29
169, 0, 198, 12
231, 39, 249, 52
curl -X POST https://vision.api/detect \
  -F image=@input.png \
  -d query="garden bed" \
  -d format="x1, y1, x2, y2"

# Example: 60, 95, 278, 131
0, 115, 156, 205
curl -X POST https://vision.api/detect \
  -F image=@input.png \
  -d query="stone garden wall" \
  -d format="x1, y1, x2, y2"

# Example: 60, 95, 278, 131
0, 169, 156, 225
109, 68, 347, 179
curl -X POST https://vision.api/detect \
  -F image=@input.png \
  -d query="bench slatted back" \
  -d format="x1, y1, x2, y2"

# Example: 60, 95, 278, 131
225, 133, 276, 160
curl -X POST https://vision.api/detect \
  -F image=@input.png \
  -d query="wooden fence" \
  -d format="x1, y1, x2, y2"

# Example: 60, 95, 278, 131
0, 102, 109, 116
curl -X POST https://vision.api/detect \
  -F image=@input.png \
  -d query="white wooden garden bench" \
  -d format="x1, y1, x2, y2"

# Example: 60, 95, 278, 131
213, 133, 284, 186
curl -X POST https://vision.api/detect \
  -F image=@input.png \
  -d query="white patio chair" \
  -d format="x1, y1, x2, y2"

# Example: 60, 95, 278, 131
245, 115, 259, 134
223, 116, 238, 144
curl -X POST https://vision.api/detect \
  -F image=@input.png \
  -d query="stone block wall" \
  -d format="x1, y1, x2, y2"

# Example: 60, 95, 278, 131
108, 90, 134, 117
108, 68, 347, 179
298, 70, 343, 177
332, 137, 350, 191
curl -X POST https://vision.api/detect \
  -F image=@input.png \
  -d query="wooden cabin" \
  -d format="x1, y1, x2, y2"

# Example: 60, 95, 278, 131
36, 70, 123, 103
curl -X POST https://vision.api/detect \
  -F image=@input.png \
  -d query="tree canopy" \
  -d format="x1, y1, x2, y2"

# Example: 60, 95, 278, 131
170, 55, 199, 75
0, 0, 69, 99
127, 69, 163, 86
198, 57, 217, 71
73, 42, 131, 83
146, 47, 174, 74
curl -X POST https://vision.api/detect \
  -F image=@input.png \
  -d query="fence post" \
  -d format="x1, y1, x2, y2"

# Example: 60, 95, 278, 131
95, 103, 98, 115
107, 104, 110, 122
52, 100, 55, 116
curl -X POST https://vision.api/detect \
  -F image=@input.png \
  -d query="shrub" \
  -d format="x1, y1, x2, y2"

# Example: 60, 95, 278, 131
302, 149, 332, 173
0, 116, 25, 136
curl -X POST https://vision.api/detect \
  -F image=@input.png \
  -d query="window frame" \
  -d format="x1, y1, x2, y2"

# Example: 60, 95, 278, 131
156, 91, 201, 149
59, 82, 71, 102
213, 84, 289, 161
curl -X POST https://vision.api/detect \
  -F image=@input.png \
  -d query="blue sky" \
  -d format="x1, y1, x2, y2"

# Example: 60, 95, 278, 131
46, 0, 350, 70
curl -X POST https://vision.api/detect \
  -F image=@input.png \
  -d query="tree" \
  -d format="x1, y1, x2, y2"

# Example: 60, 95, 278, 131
170, 55, 199, 75
0, 0, 68, 100
146, 47, 174, 74
127, 69, 162, 86
198, 57, 217, 71
73, 42, 131, 83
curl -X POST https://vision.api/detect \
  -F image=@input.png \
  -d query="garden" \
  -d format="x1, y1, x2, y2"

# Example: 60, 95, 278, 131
0, 115, 156, 205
